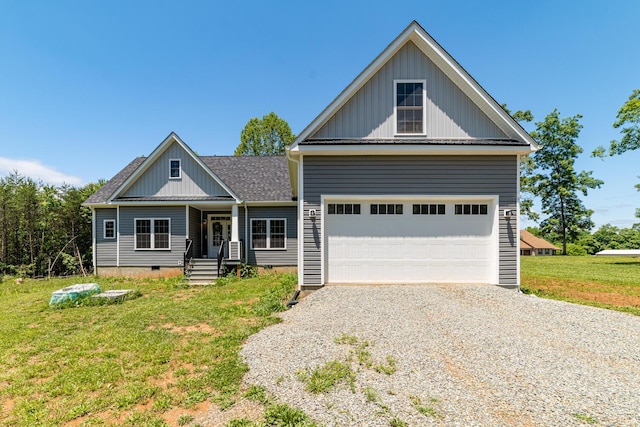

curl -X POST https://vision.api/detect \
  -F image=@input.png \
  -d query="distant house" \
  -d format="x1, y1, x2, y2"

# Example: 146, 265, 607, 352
520, 230, 559, 256
596, 249, 640, 257
84, 21, 539, 288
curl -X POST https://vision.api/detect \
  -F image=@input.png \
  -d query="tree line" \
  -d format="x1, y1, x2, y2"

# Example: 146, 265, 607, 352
0, 172, 102, 278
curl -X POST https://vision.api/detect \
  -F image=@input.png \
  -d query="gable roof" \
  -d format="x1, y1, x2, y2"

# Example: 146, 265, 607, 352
83, 141, 293, 206
520, 230, 560, 250
289, 21, 539, 151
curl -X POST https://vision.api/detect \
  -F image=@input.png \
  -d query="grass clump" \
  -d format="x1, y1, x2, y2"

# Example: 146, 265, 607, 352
573, 413, 599, 424
389, 417, 408, 427
297, 360, 356, 394
410, 395, 441, 418
264, 403, 317, 427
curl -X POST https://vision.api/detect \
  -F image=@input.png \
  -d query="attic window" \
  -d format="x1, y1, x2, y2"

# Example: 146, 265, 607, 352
395, 80, 426, 135
169, 159, 181, 179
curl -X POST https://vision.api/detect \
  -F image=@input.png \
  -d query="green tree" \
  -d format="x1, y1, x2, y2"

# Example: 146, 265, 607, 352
234, 112, 295, 156
528, 110, 603, 254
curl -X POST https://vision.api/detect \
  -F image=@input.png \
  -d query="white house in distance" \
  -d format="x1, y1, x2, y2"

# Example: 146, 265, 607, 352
84, 21, 539, 289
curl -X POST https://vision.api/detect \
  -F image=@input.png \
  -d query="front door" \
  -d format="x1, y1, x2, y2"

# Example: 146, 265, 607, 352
208, 215, 231, 258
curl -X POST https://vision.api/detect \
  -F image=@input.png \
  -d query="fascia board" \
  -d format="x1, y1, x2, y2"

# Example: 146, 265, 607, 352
295, 144, 534, 156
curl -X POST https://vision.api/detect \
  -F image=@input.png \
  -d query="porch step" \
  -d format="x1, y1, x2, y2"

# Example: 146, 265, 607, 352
186, 258, 221, 285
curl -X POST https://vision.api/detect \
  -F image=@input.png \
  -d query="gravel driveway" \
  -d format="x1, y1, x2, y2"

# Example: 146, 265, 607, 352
241, 285, 640, 426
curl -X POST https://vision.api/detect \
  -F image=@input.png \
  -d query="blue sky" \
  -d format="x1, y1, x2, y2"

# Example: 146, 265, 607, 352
1, 0, 638, 229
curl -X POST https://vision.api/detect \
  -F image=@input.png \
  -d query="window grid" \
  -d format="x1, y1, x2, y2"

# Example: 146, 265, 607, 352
104, 220, 115, 239
251, 219, 286, 249
454, 204, 488, 215
135, 218, 171, 250
413, 204, 446, 215
169, 159, 181, 179
327, 204, 361, 215
370, 204, 403, 215
396, 81, 425, 134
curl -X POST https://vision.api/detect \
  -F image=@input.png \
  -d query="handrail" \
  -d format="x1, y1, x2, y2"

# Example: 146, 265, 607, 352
217, 239, 225, 276
184, 239, 193, 276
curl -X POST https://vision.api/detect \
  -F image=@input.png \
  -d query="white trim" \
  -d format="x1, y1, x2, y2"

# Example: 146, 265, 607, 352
134, 217, 172, 251
298, 155, 304, 289
185, 205, 190, 240
244, 204, 249, 261
91, 208, 96, 271
516, 155, 521, 289
393, 79, 427, 136
289, 21, 539, 151
103, 219, 116, 240
321, 195, 500, 285
116, 206, 120, 267
169, 158, 182, 179
294, 144, 532, 156
243, 201, 297, 206
231, 205, 239, 241
250, 218, 287, 250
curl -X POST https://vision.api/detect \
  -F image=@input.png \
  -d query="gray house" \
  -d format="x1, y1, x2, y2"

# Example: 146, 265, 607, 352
84, 21, 538, 289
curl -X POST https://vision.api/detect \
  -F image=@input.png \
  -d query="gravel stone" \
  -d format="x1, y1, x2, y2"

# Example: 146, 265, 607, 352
240, 285, 640, 426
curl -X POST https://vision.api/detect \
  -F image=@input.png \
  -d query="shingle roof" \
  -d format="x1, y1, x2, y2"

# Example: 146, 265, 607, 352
83, 157, 146, 205
201, 156, 292, 202
83, 155, 292, 205
520, 230, 560, 250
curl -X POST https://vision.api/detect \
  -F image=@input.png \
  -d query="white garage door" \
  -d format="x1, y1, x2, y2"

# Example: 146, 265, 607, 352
324, 199, 497, 284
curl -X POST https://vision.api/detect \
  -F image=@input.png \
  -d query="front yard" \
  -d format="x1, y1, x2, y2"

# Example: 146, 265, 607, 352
0, 274, 296, 426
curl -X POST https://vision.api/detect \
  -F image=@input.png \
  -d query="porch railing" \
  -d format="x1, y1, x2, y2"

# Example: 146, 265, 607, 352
184, 238, 194, 277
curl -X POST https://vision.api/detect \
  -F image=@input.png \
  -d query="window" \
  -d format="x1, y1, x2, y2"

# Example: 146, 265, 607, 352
395, 80, 426, 135
103, 220, 115, 239
251, 219, 286, 249
169, 159, 181, 179
327, 204, 361, 215
135, 218, 171, 250
454, 204, 488, 215
413, 204, 446, 215
371, 204, 403, 215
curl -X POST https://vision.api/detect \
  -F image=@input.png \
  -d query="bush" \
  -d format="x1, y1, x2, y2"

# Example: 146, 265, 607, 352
565, 243, 588, 256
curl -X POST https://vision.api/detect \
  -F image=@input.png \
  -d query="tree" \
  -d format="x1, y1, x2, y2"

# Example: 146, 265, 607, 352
528, 110, 603, 254
234, 112, 295, 156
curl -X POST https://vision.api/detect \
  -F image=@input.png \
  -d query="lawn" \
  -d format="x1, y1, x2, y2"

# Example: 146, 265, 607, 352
521, 256, 640, 315
0, 273, 296, 427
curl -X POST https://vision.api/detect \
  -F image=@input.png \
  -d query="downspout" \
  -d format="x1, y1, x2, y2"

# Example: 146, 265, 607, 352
91, 207, 96, 275
516, 155, 521, 293
116, 205, 120, 268
286, 148, 302, 291
244, 203, 248, 262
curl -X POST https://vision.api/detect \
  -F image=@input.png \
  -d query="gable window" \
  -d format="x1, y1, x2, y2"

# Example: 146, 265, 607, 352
135, 218, 171, 250
395, 80, 426, 135
251, 219, 286, 250
169, 159, 181, 179
103, 219, 116, 239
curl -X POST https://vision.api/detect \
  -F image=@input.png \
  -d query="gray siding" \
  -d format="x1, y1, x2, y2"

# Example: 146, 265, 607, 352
311, 41, 508, 140
240, 206, 297, 266
119, 206, 186, 267
302, 155, 518, 285
95, 208, 117, 266
123, 141, 231, 197
188, 207, 202, 258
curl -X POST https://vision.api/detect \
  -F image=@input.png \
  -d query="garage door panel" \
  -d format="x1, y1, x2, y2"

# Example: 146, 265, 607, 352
325, 200, 496, 284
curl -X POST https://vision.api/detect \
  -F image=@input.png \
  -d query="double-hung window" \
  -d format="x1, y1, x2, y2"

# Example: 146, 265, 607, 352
103, 219, 116, 239
251, 218, 286, 250
135, 218, 171, 250
395, 80, 426, 135
169, 159, 181, 179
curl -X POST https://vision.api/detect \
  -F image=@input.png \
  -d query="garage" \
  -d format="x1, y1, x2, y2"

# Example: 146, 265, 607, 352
323, 198, 498, 284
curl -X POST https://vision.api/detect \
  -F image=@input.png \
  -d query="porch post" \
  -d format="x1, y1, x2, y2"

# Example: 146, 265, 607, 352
231, 204, 239, 241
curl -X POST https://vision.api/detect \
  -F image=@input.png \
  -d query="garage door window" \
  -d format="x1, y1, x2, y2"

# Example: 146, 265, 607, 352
413, 204, 445, 215
455, 204, 488, 215
251, 219, 286, 249
328, 204, 361, 215
370, 204, 403, 215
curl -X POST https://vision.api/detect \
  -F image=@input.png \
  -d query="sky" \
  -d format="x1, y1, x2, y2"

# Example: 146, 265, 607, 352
1, 0, 638, 229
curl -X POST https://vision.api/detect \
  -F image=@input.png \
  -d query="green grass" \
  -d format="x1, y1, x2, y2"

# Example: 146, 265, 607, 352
0, 273, 296, 426
521, 256, 640, 315
296, 360, 356, 394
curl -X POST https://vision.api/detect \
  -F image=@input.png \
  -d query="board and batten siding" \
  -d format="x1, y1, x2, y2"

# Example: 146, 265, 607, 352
239, 206, 297, 266
188, 207, 202, 258
311, 41, 508, 140
123, 142, 230, 198
95, 208, 117, 266
302, 155, 518, 286
118, 206, 186, 267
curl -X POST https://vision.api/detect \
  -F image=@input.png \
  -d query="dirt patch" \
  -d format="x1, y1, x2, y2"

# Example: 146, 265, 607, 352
147, 322, 221, 335
524, 277, 640, 307
194, 398, 265, 426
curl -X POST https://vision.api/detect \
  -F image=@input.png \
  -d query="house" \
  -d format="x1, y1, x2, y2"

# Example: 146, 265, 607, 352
519, 230, 559, 256
84, 21, 538, 289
